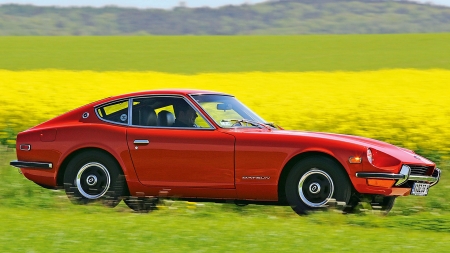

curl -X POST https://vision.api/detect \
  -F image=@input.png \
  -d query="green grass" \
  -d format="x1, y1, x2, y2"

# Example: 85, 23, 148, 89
0, 34, 449, 73
1, 206, 450, 253
1, 149, 449, 252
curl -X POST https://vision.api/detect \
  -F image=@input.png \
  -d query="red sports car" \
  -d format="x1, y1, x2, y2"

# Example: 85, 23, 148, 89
10, 89, 441, 214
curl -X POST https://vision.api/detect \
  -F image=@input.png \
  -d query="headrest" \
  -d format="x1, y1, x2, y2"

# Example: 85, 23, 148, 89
157, 110, 175, 127
133, 106, 157, 126
142, 108, 157, 126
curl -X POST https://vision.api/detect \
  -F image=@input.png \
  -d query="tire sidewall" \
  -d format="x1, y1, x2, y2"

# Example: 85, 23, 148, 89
64, 150, 123, 206
371, 195, 396, 214
285, 156, 351, 215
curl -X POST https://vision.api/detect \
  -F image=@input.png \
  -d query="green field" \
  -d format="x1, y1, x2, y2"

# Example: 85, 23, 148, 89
0, 34, 449, 73
1, 34, 449, 252
1, 150, 450, 252
2, 207, 450, 252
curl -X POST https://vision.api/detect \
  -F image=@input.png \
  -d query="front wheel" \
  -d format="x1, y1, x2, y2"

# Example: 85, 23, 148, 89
370, 195, 396, 214
64, 150, 125, 207
285, 156, 352, 215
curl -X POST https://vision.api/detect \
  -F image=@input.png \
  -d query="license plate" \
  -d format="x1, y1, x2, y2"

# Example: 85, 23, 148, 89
411, 183, 430, 196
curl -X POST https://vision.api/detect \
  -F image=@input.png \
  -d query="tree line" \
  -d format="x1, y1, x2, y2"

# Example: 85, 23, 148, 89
1, 0, 450, 35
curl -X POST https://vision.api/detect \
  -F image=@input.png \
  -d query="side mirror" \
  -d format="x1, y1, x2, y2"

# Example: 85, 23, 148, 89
217, 103, 232, 111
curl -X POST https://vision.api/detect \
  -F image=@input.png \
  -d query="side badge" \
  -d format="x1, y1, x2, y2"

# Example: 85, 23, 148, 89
82, 112, 89, 119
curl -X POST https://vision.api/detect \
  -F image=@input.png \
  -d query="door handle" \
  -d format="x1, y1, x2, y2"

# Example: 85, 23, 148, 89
134, 140, 149, 145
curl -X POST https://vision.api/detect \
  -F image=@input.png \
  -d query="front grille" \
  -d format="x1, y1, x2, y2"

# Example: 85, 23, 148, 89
409, 165, 433, 176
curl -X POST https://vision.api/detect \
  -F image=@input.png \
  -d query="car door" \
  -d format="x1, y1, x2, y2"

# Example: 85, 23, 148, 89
126, 95, 235, 189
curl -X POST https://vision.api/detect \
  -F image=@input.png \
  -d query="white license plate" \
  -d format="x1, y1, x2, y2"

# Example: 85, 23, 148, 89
411, 183, 430, 196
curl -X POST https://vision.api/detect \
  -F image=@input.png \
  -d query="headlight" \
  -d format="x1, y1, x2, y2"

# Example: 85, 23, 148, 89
366, 148, 401, 168
367, 148, 373, 164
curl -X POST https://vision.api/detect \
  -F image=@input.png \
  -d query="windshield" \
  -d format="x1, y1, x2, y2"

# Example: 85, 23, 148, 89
191, 94, 267, 128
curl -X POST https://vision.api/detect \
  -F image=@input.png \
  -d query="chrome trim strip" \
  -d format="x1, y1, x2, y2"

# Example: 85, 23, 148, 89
189, 92, 232, 97
356, 169, 440, 184
94, 99, 129, 126
19, 144, 31, 151
95, 98, 130, 109
128, 125, 216, 130
356, 172, 405, 180
10, 160, 53, 169
430, 168, 441, 187
409, 175, 439, 182
395, 165, 411, 186
128, 98, 133, 125
95, 92, 231, 108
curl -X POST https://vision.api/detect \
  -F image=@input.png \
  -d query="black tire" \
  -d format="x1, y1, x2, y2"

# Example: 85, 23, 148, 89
63, 150, 125, 207
285, 156, 352, 215
342, 194, 363, 214
234, 200, 249, 207
370, 195, 396, 214
123, 196, 158, 213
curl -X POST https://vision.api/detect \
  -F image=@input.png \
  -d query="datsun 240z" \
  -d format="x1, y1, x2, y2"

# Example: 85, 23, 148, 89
10, 90, 441, 214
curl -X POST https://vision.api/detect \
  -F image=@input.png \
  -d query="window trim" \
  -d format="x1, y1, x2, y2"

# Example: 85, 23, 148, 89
130, 95, 215, 130
95, 94, 216, 130
94, 99, 130, 126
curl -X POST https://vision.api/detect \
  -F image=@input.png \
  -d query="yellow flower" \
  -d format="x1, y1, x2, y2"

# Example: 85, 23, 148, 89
1, 69, 449, 159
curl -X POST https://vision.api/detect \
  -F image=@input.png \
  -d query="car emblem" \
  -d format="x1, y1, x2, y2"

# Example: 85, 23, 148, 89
82, 112, 89, 119
242, 176, 270, 180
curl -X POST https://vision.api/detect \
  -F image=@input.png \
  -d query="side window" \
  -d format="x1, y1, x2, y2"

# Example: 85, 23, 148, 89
194, 115, 212, 128
96, 100, 129, 124
155, 105, 175, 116
131, 96, 212, 128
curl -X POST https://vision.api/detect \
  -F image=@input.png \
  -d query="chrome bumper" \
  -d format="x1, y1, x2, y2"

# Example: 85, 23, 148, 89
356, 167, 441, 187
10, 160, 53, 169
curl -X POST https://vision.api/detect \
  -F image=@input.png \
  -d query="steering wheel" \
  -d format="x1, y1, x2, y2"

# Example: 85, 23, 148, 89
231, 121, 243, 127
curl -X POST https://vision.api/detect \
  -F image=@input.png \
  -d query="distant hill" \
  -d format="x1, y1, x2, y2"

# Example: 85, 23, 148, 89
1, 0, 450, 35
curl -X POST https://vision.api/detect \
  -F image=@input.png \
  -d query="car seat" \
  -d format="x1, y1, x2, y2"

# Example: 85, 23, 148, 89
133, 106, 157, 126
157, 110, 175, 127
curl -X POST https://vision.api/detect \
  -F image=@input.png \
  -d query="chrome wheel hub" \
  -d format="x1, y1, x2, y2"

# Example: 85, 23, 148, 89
86, 175, 98, 186
309, 182, 321, 194
298, 169, 334, 208
76, 162, 111, 199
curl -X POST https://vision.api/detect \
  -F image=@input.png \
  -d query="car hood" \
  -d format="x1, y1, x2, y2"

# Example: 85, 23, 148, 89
277, 130, 435, 165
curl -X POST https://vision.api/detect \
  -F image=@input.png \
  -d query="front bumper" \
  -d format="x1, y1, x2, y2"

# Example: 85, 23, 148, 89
356, 166, 441, 187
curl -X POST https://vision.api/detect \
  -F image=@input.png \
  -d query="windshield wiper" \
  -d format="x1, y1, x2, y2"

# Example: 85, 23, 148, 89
221, 119, 276, 130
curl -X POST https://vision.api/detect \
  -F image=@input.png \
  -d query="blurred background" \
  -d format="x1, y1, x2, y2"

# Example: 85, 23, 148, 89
1, 0, 450, 34
0, 0, 449, 252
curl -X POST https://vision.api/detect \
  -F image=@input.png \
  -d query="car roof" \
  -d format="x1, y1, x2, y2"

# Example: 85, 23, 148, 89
94, 89, 231, 106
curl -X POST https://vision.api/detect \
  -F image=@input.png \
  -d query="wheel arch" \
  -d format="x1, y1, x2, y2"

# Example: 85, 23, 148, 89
56, 147, 125, 188
277, 151, 351, 204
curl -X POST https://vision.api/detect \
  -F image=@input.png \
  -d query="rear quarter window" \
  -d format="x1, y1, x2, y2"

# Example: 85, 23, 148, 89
96, 100, 129, 124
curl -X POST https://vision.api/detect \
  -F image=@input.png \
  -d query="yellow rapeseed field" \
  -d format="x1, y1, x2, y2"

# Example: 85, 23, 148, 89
1, 69, 449, 160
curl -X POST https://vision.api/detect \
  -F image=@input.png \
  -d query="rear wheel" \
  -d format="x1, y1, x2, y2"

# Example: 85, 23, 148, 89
285, 156, 352, 215
64, 150, 125, 207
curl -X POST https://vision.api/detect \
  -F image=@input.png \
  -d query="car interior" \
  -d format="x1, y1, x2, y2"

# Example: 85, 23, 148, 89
98, 96, 202, 128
